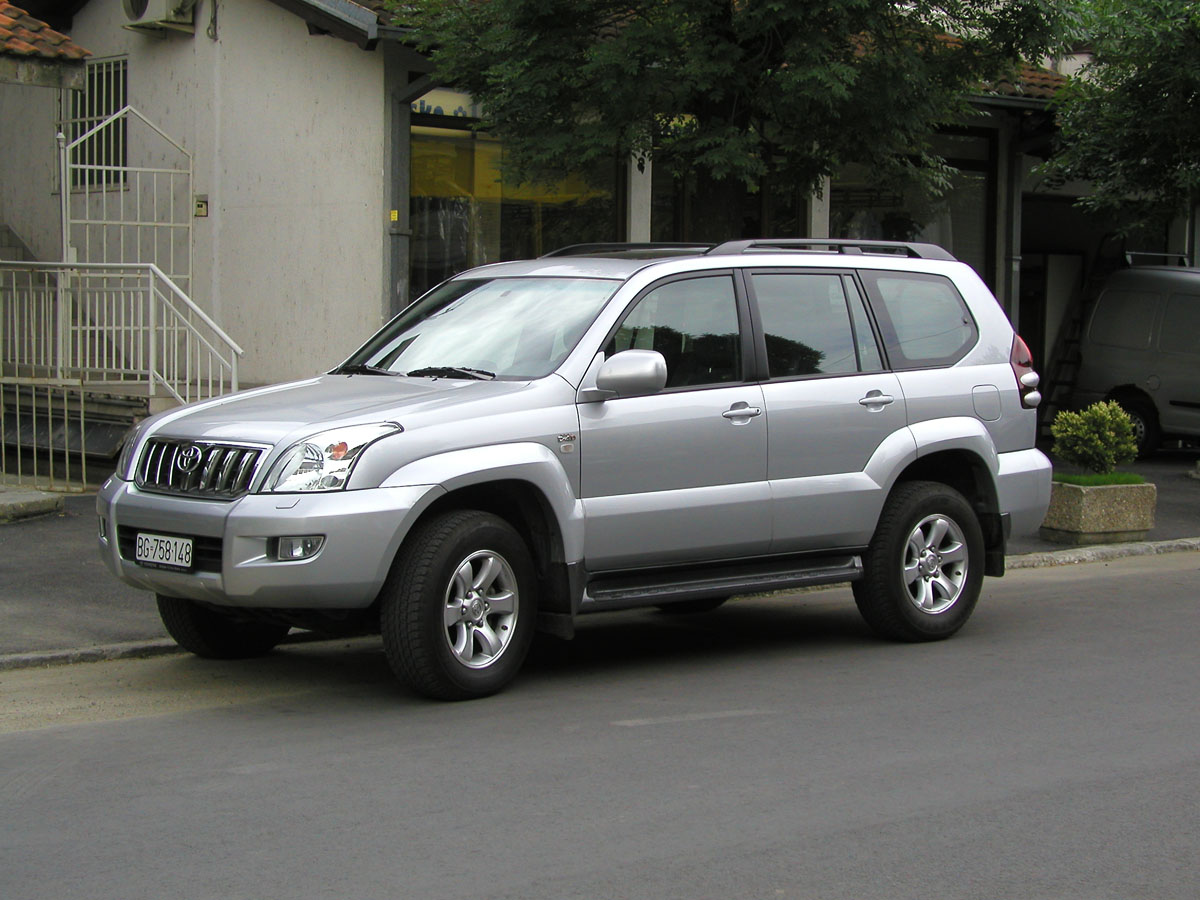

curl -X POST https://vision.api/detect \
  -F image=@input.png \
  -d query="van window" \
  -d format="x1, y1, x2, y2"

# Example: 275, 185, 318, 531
1158, 294, 1200, 355
1090, 291, 1158, 350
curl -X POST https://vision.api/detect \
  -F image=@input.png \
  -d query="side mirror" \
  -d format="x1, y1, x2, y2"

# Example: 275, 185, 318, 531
585, 350, 668, 400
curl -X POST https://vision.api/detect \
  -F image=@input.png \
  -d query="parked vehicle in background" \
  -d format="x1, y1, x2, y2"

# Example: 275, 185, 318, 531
97, 239, 1051, 700
1075, 264, 1200, 456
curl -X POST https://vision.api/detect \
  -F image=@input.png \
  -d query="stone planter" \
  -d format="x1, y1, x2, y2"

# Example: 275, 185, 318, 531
1038, 481, 1157, 545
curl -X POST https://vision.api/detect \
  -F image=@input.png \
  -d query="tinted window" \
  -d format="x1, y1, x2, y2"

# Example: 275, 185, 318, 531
606, 275, 740, 388
862, 271, 977, 368
1091, 290, 1159, 350
751, 273, 880, 377
1157, 294, 1200, 355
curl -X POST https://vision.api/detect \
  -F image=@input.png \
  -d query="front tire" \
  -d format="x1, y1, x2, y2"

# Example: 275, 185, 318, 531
381, 510, 536, 700
853, 481, 984, 642
156, 595, 290, 659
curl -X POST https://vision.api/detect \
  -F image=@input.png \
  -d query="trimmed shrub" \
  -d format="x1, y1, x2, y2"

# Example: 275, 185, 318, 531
1050, 400, 1138, 475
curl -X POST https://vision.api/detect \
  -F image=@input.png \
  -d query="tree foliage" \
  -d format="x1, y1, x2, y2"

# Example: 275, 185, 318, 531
1043, 0, 1200, 229
396, 1, 1073, 200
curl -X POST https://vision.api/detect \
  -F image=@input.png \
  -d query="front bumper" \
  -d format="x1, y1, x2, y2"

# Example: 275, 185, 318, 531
97, 477, 440, 608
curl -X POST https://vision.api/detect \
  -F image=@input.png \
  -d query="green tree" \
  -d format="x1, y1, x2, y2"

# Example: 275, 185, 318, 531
1042, 0, 1200, 230
397, 1, 1074, 212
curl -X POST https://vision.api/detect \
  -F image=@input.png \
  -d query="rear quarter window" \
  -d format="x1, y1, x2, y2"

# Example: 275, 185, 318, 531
859, 271, 977, 369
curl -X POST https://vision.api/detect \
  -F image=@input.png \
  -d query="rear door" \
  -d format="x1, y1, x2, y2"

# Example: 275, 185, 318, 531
1156, 291, 1200, 434
748, 270, 908, 552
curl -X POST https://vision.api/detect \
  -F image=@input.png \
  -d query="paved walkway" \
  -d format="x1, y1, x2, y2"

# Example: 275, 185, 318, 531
3, 448, 1198, 669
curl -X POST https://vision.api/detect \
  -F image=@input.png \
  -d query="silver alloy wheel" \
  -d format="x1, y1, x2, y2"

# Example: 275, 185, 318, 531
902, 513, 968, 615
442, 549, 519, 669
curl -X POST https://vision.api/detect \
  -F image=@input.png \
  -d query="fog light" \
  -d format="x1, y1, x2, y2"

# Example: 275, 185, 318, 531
275, 535, 324, 561
98, 517, 108, 541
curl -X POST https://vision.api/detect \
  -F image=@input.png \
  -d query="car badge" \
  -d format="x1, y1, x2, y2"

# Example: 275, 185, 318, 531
176, 444, 204, 473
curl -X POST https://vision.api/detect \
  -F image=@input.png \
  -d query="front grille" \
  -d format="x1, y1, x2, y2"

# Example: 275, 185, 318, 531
117, 527, 223, 573
136, 439, 263, 499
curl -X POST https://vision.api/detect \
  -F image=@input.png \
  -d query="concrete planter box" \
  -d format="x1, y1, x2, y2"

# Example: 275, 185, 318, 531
1038, 481, 1157, 545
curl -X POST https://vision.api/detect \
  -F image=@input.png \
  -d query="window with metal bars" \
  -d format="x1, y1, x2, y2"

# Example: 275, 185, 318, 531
58, 57, 128, 189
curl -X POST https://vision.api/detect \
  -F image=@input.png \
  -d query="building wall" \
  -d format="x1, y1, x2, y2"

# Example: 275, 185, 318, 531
3, 0, 387, 385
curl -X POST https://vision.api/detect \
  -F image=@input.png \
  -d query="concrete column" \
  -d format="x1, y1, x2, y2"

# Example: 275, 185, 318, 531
804, 177, 830, 238
626, 156, 652, 242
383, 45, 413, 319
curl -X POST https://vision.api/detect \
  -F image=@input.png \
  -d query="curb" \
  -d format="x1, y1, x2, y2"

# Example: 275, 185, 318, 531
3, 538, 1198, 673
1005, 536, 1200, 569
0, 638, 182, 671
0, 490, 65, 523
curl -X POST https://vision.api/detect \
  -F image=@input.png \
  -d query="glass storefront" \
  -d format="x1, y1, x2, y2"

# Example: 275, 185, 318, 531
830, 132, 996, 286
410, 91, 622, 299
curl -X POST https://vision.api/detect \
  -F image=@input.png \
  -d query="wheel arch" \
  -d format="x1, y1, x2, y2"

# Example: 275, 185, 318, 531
380, 443, 583, 621
891, 421, 1005, 575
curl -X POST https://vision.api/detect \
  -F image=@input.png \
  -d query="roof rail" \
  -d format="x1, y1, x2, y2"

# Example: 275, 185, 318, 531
541, 242, 714, 258
705, 239, 957, 261
1125, 251, 1191, 267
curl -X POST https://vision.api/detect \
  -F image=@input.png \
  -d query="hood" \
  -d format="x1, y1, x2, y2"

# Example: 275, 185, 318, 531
146, 374, 541, 447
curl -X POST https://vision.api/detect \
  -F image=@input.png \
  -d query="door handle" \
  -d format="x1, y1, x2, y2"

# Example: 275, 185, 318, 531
858, 392, 895, 408
722, 404, 763, 419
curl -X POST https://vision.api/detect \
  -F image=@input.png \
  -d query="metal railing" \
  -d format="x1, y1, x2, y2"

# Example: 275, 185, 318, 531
0, 377, 87, 492
0, 260, 241, 404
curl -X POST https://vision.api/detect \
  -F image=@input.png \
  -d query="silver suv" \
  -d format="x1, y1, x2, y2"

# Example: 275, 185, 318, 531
98, 240, 1051, 699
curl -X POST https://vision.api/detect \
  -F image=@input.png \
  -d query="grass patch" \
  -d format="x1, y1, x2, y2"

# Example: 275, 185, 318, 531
1053, 471, 1146, 486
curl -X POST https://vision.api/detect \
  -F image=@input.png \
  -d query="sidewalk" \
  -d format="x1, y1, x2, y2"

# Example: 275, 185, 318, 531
3, 448, 1198, 669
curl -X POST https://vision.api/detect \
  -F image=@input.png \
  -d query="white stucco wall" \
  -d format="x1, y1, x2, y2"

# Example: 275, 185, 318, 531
5, 0, 387, 385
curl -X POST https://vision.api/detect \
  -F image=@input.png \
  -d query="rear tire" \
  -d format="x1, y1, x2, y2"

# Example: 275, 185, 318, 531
381, 510, 536, 700
156, 595, 290, 659
853, 481, 984, 642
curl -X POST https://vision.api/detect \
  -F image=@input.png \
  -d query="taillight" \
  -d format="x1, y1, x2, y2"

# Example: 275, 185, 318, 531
1010, 335, 1041, 409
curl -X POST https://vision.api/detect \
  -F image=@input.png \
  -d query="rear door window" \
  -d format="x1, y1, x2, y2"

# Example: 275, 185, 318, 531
1158, 294, 1200, 355
859, 271, 977, 369
1090, 290, 1159, 350
749, 271, 883, 377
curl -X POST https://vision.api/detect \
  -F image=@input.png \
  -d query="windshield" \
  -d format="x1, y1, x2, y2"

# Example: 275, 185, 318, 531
338, 277, 620, 379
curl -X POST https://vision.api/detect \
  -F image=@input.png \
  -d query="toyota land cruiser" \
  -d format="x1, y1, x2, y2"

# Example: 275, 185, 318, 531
98, 240, 1052, 699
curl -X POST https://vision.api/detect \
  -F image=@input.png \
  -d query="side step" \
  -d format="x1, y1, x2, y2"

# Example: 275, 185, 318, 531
580, 554, 863, 613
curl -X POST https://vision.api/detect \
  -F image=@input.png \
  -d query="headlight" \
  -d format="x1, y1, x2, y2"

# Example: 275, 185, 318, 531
116, 421, 149, 480
263, 423, 402, 493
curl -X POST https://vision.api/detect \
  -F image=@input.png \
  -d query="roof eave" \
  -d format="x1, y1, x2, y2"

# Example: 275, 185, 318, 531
265, 0, 379, 49
0, 53, 86, 89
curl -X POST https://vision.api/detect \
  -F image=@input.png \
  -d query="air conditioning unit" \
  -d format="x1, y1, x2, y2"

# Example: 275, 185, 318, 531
122, 0, 196, 34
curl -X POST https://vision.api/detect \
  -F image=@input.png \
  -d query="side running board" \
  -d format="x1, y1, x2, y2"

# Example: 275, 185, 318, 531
580, 555, 862, 613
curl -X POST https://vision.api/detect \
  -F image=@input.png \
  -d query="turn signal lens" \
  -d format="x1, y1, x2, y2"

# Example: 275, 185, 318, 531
1010, 335, 1041, 409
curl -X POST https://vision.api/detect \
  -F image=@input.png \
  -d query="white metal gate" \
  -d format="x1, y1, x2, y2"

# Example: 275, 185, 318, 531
60, 105, 193, 295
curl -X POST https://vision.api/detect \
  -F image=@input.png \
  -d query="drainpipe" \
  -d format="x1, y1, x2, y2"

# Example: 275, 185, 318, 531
57, 131, 68, 378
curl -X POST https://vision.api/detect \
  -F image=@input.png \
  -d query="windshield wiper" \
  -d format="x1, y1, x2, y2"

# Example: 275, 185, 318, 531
405, 366, 496, 381
331, 363, 397, 376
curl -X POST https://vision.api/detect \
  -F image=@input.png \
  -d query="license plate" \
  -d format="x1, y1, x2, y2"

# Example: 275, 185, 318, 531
135, 532, 194, 571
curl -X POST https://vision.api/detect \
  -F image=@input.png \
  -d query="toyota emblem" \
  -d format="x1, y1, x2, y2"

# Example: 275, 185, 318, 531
175, 444, 203, 473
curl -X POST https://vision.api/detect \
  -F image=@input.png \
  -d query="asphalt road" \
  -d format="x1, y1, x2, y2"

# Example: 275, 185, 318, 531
3, 552, 1198, 900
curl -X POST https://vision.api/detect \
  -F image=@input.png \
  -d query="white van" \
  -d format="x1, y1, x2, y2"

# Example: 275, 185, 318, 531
1075, 266, 1200, 454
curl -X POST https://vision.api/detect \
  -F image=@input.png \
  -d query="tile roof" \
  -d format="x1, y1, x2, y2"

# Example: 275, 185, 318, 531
987, 63, 1068, 101
0, 0, 90, 61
